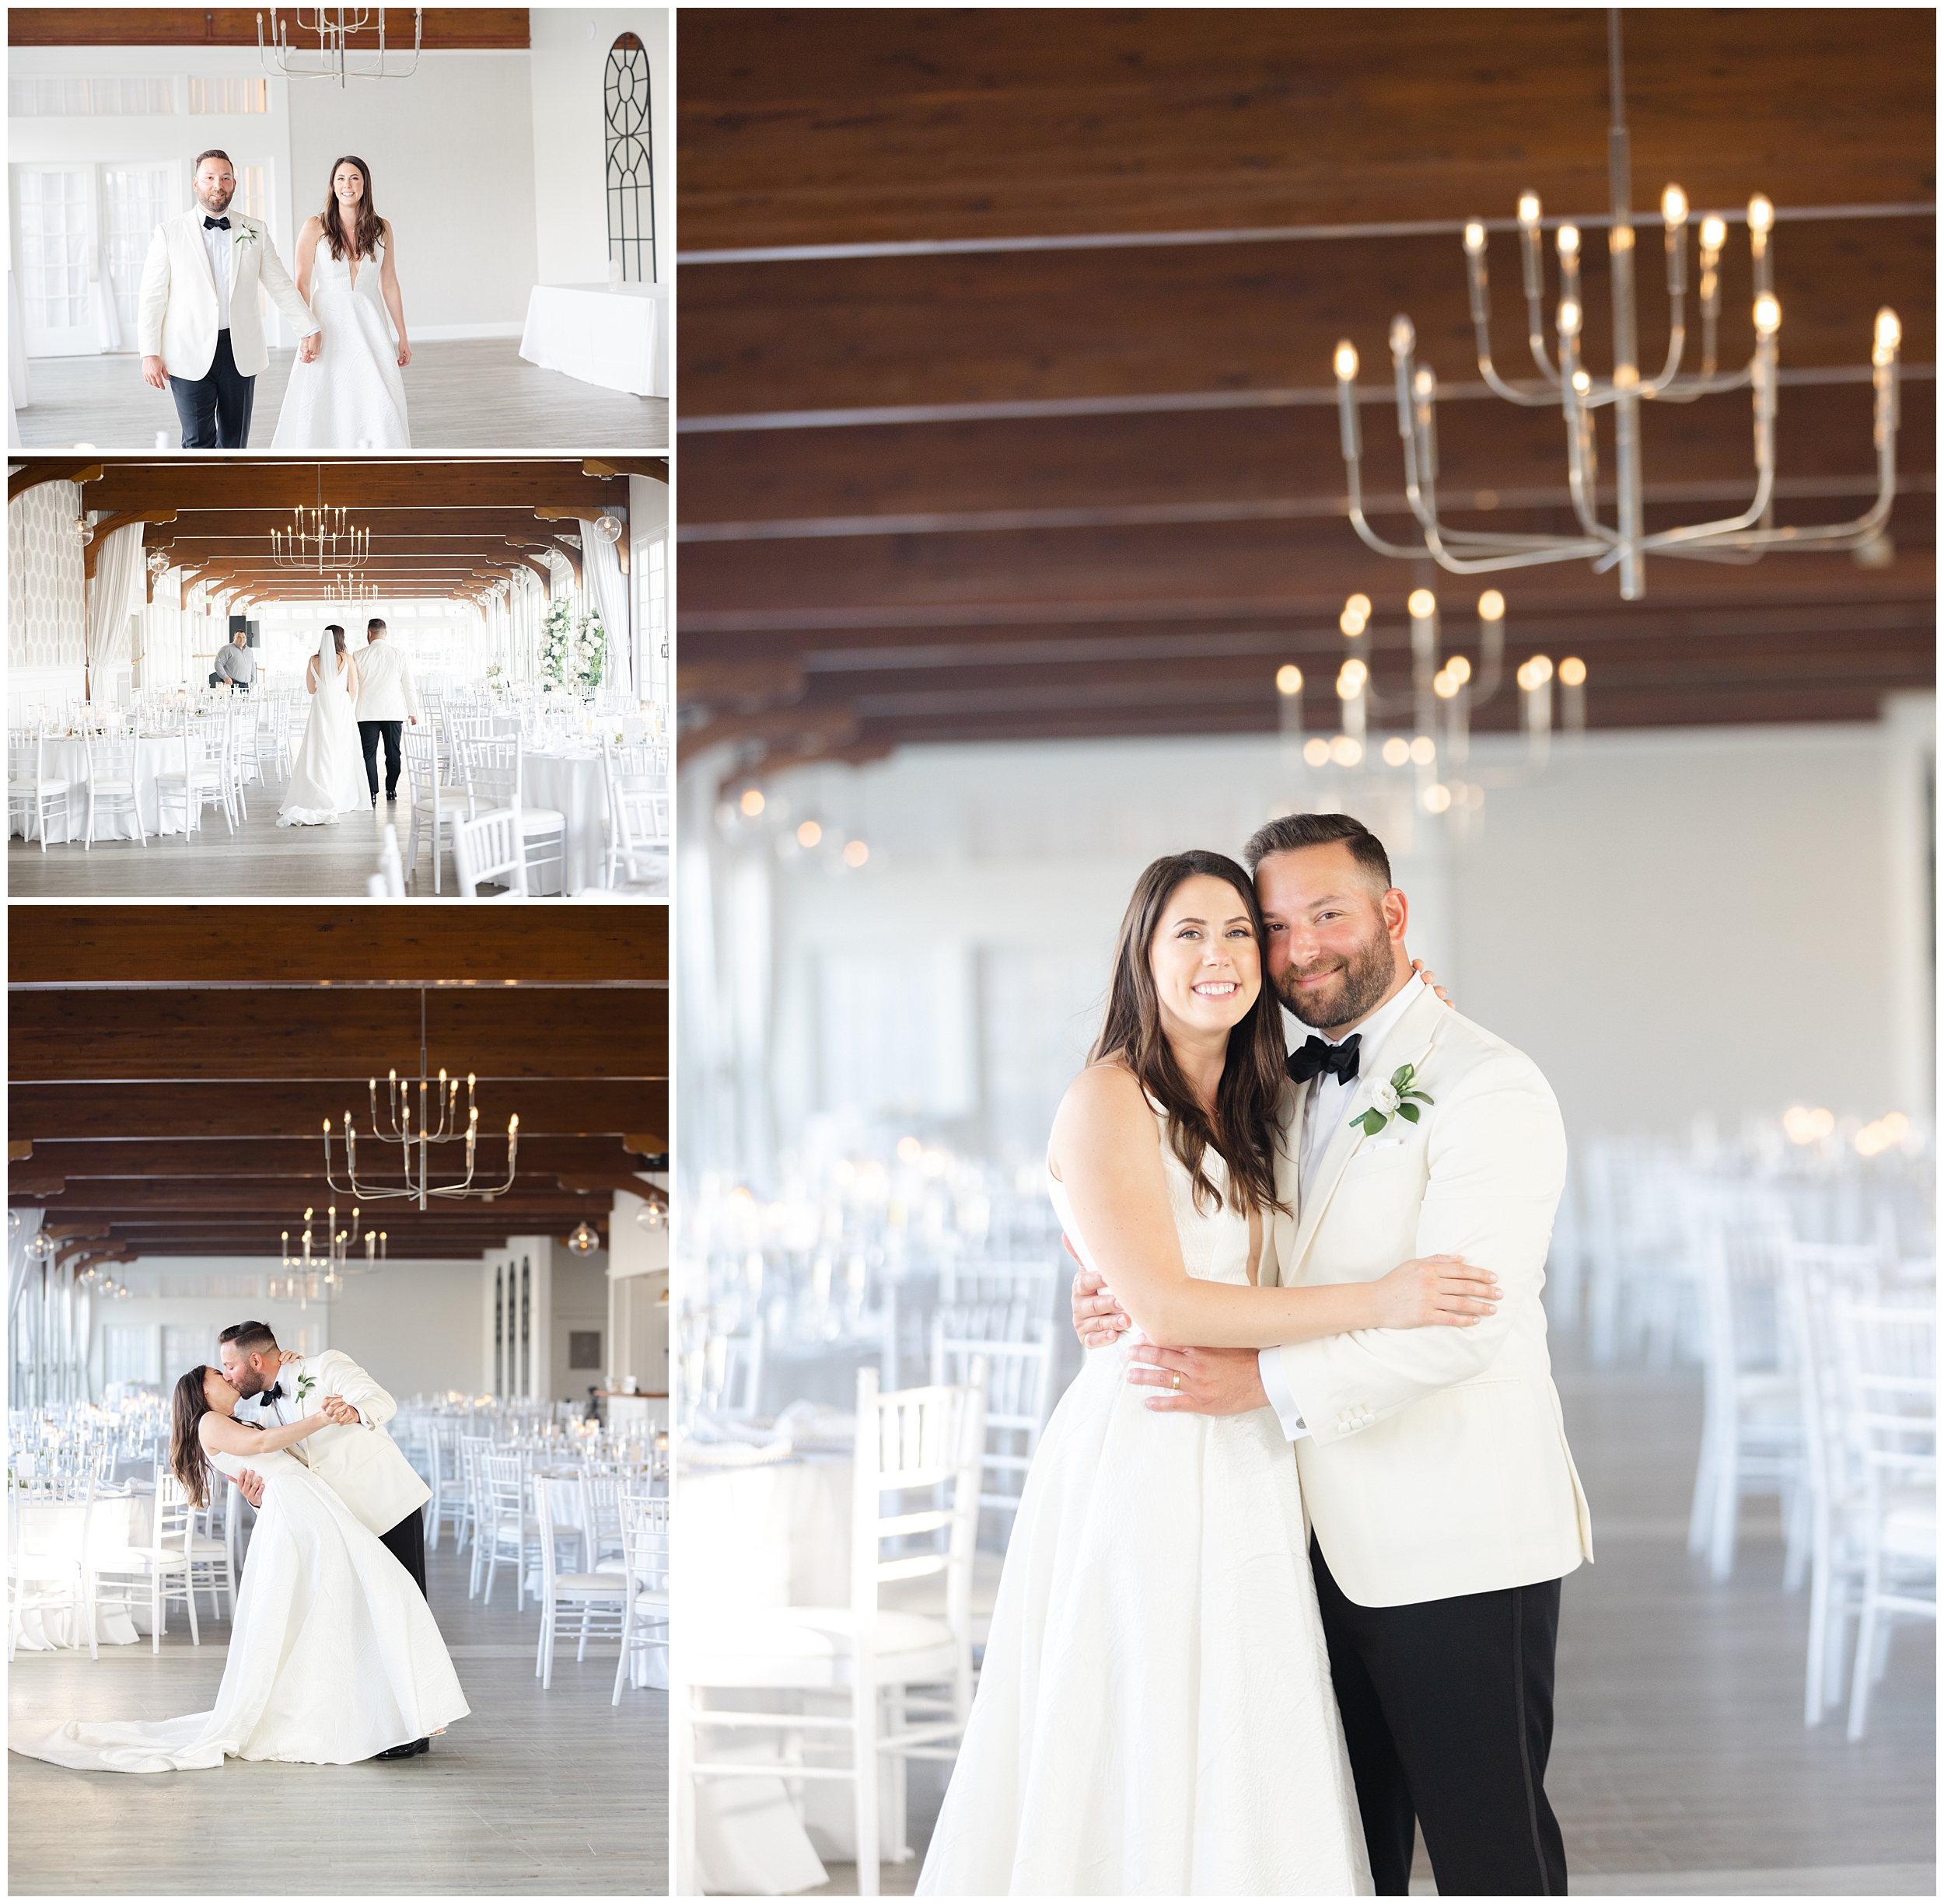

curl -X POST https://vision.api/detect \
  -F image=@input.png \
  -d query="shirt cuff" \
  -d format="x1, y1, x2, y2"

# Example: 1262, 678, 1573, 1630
1258, 1347, 1312, 1443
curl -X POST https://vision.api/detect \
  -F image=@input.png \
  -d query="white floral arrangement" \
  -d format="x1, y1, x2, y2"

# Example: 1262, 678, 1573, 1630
231, 221, 259, 251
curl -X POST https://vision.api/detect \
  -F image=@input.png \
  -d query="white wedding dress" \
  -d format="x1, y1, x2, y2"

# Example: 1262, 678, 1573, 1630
271, 235, 410, 449
7, 1443, 467, 1772
917, 1104, 1372, 1897
278, 627, 367, 826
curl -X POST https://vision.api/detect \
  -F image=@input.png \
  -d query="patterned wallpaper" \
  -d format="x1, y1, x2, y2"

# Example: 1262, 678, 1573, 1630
8, 481, 86, 670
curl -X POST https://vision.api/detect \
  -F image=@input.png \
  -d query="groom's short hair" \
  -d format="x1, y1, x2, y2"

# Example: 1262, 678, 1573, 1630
219, 1321, 278, 1355
1243, 812, 1393, 890
366, 618, 386, 634
194, 148, 234, 173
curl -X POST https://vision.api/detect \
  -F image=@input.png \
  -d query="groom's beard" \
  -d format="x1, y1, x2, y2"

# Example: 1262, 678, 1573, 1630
196, 184, 235, 215
1275, 922, 1398, 1031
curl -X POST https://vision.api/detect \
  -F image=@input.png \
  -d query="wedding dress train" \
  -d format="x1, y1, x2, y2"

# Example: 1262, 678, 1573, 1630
278, 627, 366, 826
7, 1444, 467, 1772
271, 236, 410, 449
916, 1104, 1372, 1896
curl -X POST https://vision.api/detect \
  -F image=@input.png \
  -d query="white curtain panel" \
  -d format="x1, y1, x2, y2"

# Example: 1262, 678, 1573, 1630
582, 521, 633, 698
85, 522, 148, 694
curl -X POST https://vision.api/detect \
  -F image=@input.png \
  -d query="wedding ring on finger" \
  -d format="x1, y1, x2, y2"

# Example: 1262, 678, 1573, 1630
1172, 1371, 1183, 1390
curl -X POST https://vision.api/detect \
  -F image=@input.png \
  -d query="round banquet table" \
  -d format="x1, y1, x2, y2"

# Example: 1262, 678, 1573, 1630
680, 1454, 876, 1894
522, 749, 610, 896
10, 1491, 156, 1647
8, 736, 187, 843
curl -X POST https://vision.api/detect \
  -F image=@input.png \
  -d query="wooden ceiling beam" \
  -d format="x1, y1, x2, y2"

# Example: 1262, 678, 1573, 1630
77, 460, 620, 515
8, 907, 666, 985
12, 1079, 669, 1143
9, 987, 666, 1084
18, 1134, 650, 1180
8, 9, 530, 49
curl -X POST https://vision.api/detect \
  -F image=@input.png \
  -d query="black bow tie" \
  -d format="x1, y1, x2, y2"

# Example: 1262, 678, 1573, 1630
1288, 1032, 1362, 1086
203, 215, 230, 230
260, 1382, 284, 1403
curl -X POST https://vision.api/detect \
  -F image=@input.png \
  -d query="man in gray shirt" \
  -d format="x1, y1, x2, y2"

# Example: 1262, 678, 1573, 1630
212, 632, 256, 690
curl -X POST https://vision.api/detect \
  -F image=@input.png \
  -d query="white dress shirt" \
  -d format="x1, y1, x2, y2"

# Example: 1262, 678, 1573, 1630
1260, 973, 1431, 1441
200, 211, 235, 332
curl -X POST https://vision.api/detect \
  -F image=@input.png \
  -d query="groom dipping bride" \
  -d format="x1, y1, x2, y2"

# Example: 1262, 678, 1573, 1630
918, 812, 1591, 1898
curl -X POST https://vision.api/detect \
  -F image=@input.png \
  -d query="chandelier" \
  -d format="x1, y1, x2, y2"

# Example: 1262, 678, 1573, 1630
1330, 9, 1902, 603
257, 7, 423, 86
320, 990, 519, 1211
1278, 589, 1585, 820
271, 505, 369, 572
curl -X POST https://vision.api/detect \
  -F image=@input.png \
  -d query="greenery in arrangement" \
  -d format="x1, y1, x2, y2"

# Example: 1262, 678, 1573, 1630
541, 596, 607, 693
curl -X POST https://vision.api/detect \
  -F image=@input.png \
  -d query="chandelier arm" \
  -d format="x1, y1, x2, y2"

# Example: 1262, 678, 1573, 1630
1559, 375, 1623, 548
1640, 312, 1688, 397
1340, 445, 1446, 560
1523, 293, 1567, 388
1647, 362, 1756, 405
1636, 456, 1778, 551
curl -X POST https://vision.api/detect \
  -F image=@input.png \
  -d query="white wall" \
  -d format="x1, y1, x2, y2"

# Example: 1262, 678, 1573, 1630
691, 710, 1935, 1181
9, 43, 544, 341
329, 1258, 488, 1399
609, 1183, 670, 1394
285, 52, 538, 335
529, 10, 670, 287
551, 1249, 610, 1404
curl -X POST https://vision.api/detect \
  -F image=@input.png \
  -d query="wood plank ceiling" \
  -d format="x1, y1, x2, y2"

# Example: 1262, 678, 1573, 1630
9, 909, 668, 1265
677, 8, 1936, 766
7, 9, 531, 50
7, 456, 668, 609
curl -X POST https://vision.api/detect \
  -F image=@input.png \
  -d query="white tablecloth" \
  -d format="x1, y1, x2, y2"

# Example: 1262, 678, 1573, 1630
523, 750, 608, 896
9, 736, 187, 842
519, 283, 667, 397
11, 1493, 155, 1647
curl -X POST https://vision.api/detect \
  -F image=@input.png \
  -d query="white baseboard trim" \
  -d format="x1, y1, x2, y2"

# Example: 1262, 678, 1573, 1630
411, 323, 528, 342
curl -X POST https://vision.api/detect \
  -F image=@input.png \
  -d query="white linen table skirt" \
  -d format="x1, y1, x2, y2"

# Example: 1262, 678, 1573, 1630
10, 736, 189, 842
523, 750, 610, 896
518, 284, 667, 397
11, 1494, 155, 1647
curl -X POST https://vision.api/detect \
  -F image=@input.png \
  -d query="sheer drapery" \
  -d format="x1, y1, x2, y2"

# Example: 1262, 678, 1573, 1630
84, 521, 147, 699
583, 522, 633, 698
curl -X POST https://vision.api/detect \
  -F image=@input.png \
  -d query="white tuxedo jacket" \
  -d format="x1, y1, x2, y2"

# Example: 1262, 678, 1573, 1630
240, 1349, 429, 1539
1264, 980, 1593, 1606
137, 210, 317, 382
351, 642, 423, 724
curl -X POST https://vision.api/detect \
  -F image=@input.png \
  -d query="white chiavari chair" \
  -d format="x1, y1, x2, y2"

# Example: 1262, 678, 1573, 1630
614, 1492, 670, 1705
155, 713, 232, 840
423, 1418, 468, 1552
9, 730, 73, 851
929, 1315, 1054, 1539
533, 1475, 629, 1691
81, 732, 148, 849
600, 739, 668, 889
87, 1464, 202, 1652
1832, 1296, 1935, 1740
685, 1363, 988, 1897
457, 735, 565, 896
453, 808, 530, 899
7, 1473, 97, 1662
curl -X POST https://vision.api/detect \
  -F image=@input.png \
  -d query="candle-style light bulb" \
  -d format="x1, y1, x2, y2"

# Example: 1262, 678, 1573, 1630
1746, 193, 1774, 236
1556, 225, 1579, 258
1517, 192, 1540, 228
1660, 184, 1687, 228
1477, 590, 1505, 622
1753, 294, 1781, 339
1700, 215, 1726, 253
1463, 221, 1485, 255
1874, 307, 1902, 362
1333, 341, 1359, 382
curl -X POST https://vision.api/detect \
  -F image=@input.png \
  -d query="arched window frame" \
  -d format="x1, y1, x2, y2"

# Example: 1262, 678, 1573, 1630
604, 33, 656, 284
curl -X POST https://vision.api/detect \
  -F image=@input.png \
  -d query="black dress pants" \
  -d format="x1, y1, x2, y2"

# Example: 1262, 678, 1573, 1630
378, 1507, 428, 1600
358, 719, 404, 799
1311, 1537, 1568, 1896
168, 327, 254, 448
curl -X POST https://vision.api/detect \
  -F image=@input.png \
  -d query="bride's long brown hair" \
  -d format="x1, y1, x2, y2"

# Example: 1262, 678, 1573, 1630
1088, 851, 1292, 1218
320, 155, 382, 262
168, 1366, 219, 1508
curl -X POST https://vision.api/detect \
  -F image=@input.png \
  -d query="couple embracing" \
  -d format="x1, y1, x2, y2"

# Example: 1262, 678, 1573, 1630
10, 1322, 465, 1773
919, 812, 1593, 1897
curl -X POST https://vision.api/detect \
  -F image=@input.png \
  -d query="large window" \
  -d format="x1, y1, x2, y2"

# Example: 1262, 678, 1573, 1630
603, 32, 656, 284
15, 166, 92, 351
103, 163, 174, 338
638, 533, 668, 716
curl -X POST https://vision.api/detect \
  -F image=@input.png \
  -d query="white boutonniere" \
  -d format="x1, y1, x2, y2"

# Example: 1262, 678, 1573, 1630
232, 221, 258, 251
1354, 1063, 1433, 1138
295, 1370, 316, 1406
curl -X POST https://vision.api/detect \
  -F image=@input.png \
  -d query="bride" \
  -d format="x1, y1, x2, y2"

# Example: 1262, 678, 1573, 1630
9, 1364, 467, 1771
916, 851, 1498, 1896
271, 155, 411, 449
278, 624, 368, 826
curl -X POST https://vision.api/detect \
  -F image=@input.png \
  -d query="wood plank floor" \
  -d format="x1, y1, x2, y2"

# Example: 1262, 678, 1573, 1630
12, 342, 667, 452
792, 1352, 1935, 1897
7, 1539, 668, 1895
6, 771, 669, 900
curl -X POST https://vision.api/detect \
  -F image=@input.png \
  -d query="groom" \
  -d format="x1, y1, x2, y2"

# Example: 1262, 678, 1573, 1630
1074, 812, 1592, 1896
352, 618, 423, 805
218, 1320, 438, 1760
138, 150, 321, 448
